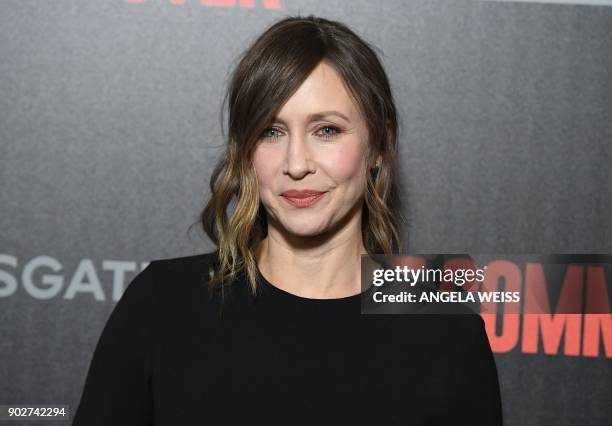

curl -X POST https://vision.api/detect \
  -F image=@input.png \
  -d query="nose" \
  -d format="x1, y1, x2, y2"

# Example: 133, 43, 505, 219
283, 133, 314, 179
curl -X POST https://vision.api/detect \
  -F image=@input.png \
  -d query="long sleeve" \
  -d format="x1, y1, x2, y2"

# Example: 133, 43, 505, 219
433, 314, 503, 426
72, 261, 160, 426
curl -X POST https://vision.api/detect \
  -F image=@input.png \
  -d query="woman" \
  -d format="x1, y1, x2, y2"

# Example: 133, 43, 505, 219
73, 15, 503, 425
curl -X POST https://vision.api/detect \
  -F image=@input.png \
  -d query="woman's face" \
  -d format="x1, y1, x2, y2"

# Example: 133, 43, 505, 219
252, 61, 370, 239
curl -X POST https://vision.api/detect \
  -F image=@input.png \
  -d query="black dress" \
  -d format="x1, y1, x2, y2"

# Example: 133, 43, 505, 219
73, 251, 503, 425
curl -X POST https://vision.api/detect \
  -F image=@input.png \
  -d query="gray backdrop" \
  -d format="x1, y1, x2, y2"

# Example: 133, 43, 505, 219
1, 0, 610, 425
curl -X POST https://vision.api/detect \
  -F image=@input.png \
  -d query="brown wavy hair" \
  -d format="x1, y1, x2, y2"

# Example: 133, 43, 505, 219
196, 14, 405, 299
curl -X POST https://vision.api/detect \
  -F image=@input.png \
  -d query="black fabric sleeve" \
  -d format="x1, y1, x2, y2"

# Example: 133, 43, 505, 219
433, 315, 503, 426
72, 261, 160, 426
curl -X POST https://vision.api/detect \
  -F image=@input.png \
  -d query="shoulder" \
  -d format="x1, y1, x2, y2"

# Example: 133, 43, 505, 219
430, 311, 488, 346
392, 310, 488, 353
122, 251, 220, 309
426, 313, 492, 372
149, 250, 219, 277
140, 251, 238, 318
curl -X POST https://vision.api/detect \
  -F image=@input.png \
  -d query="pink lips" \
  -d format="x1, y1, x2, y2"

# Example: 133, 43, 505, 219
281, 189, 327, 208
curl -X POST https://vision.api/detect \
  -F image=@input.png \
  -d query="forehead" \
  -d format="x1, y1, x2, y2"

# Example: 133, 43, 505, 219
275, 61, 362, 123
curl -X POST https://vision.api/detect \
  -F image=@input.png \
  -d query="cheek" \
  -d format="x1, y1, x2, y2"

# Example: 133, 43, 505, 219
324, 142, 367, 181
252, 146, 278, 188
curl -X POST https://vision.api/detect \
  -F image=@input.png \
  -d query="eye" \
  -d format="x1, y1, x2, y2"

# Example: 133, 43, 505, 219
260, 127, 283, 141
316, 126, 341, 141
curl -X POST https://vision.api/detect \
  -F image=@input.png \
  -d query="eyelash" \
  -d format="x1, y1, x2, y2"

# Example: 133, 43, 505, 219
260, 126, 342, 142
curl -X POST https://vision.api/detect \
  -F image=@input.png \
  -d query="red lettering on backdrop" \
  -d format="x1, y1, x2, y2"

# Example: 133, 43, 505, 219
238, 0, 281, 7
440, 257, 479, 292
521, 264, 583, 356
480, 263, 611, 358
582, 266, 612, 357
127, 0, 282, 8
481, 260, 521, 352
201, 0, 235, 6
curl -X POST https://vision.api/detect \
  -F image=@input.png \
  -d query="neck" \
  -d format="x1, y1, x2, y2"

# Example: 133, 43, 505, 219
254, 202, 366, 299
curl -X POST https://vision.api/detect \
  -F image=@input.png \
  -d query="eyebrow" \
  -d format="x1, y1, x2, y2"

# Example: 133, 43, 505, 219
273, 110, 351, 124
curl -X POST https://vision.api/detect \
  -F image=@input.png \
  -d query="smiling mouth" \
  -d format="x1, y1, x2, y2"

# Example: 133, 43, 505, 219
281, 192, 327, 208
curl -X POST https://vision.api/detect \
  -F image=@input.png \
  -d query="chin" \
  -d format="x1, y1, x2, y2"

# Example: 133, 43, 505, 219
286, 225, 326, 238
280, 219, 328, 238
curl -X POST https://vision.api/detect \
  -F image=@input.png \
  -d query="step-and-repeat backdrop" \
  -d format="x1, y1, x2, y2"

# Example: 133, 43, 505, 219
1, 1, 610, 425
